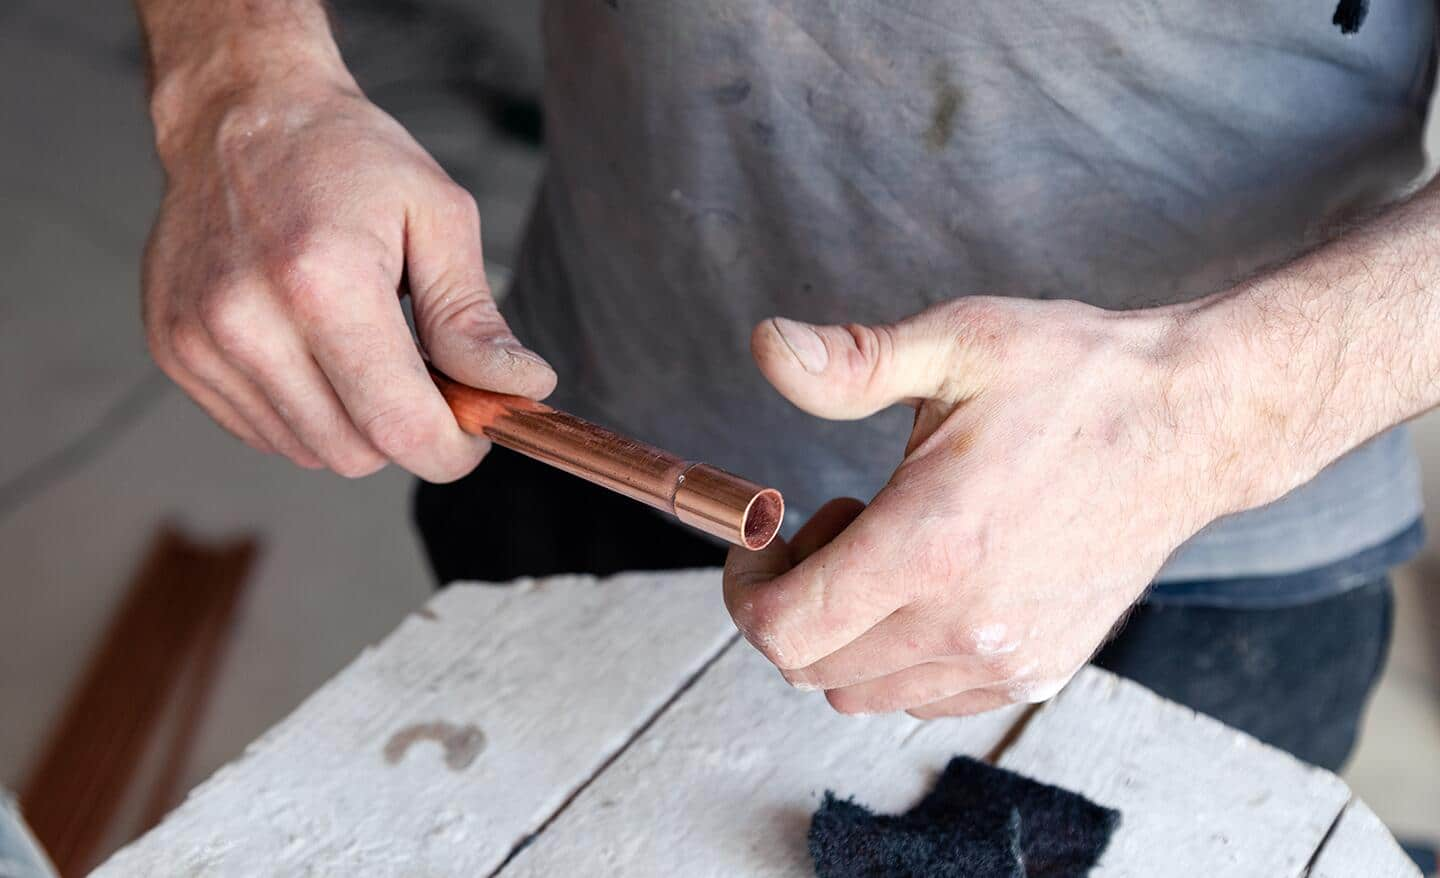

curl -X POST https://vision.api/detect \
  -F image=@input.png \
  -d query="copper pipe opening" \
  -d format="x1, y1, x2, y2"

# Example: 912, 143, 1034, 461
434, 371, 785, 551
743, 489, 784, 550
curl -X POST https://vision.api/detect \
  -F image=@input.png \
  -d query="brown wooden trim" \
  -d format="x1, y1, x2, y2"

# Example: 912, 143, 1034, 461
18, 526, 258, 875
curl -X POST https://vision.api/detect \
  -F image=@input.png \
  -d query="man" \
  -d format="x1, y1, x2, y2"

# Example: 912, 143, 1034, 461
134, 0, 1434, 772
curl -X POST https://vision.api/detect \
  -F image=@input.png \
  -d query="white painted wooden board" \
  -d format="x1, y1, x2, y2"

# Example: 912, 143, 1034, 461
1307, 799, 1421, 878
100, 569, 1410, 877
997, 669, 1353, 878
94, 572, 736, 877
505, 641, 1028, 877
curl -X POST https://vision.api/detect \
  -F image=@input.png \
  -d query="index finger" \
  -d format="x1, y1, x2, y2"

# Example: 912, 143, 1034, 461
726, 495, 910, 670
723, 496, 865, 612
302, 280, 487, 483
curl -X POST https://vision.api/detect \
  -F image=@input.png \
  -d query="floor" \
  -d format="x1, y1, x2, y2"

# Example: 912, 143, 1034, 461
0, 0, 1435, 865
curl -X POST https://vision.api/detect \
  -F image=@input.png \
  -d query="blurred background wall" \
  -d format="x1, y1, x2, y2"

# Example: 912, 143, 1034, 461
0, 0, 1434, 866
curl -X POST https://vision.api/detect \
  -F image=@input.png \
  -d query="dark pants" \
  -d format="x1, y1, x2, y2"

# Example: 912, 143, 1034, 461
415, 447, 1393, 772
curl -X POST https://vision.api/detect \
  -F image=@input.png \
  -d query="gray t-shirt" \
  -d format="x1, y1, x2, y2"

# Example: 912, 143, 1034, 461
505, 0, 1432, 595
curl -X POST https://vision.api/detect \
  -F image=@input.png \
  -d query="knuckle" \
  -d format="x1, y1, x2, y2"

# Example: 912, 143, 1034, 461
169, 320, 211, 371
270, 238, 348, 313
947, 615, 1021, 669
733, 595, 808, 670
942, 596, 1021, 655
752, 622, 796, 669
197, 285, 254, 348
727, 587, 772, 641
844, 322, 886, 363
937, 615, 1018, 670
428, 293, 501, 342
744, 617, 787, 665
936, 625, 977, 659
441, 183, 481, 225
726, 595, 761, 640
843, 322, 897, 384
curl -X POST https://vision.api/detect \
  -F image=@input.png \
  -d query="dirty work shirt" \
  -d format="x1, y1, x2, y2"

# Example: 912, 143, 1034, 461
503, 0, 1433, 605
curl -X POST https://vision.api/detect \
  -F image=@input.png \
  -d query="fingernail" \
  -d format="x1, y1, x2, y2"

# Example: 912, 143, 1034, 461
503, 345, 553, 371
485, 335, 552, 371
772, 318, 828, 374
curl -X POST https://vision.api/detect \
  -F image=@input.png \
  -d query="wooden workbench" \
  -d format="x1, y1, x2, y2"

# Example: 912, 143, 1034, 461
97, 571, 1417, 876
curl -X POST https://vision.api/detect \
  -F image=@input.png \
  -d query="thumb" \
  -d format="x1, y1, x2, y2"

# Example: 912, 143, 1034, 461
751, 307, 986, 420
406, 189, 557, 399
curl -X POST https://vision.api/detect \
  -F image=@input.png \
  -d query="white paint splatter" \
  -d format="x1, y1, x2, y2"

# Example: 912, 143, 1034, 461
970, 622, 1020, 655
1007, 671, 1074, 704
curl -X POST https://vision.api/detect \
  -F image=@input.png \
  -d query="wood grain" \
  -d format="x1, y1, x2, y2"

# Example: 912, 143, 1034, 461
505, 641, 1029, 877
98, 571, 1409, 877
94, 572, 736, 877
997, 668, 1352, 877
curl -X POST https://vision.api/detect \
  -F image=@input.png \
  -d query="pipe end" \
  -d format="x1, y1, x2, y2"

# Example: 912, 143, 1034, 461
673, 464, 785, 551
742, 489, 785, 550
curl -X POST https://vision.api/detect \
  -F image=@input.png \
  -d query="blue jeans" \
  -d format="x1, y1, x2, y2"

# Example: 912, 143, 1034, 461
1094, 576, 1392, 772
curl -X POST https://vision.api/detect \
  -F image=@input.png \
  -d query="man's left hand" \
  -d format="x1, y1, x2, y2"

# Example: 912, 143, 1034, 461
724, 296, 1257, 718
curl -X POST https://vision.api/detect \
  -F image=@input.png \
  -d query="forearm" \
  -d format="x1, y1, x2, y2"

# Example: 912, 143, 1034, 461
1189, 178, 1440, 512
134, 0, 353, 154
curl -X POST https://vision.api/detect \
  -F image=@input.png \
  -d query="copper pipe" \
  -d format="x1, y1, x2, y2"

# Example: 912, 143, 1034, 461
434, 371, 784, 550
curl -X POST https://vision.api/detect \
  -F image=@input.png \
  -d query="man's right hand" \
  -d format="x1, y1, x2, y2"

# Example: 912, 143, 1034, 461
142, 56, 554, 482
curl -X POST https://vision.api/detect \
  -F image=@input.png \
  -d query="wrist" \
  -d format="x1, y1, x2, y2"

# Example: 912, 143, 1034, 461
1163, 289, 1322, 517
147, 28, 354, 164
